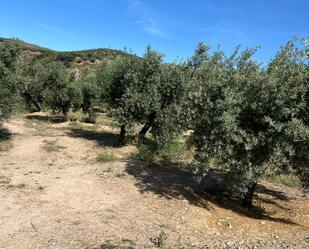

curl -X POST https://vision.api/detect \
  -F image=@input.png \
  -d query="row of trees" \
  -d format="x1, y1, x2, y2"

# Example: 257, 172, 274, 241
0, 38, 308, 207
99, 40, 308, 207
0, 42, 19, 124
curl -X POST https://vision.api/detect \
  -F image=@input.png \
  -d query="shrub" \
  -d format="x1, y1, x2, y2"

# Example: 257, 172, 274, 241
96, 152, 116, 163
159, 140, 188, 161
75, 57, 82, 64
135, 141, 157, 164
135, 139, 189, 164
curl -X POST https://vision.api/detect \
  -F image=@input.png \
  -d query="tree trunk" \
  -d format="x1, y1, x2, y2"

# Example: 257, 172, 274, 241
32, 100, 41, 112
118, 125, 126, 146
62, 107, 68, 121
24, 93, 41, 112
138, 112, 156, 144
242, 182, 257, 208
138, 122, 152, 144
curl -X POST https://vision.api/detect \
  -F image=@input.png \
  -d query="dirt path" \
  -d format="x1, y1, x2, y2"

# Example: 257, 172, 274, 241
0, 115, 308, 249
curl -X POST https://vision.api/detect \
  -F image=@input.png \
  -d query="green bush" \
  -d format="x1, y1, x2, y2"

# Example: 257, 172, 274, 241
159, 140, 188, 161
135, 139, 189, 163
96, 152, 116, 163
135, 141, 157, 163
75, 57, 82, 64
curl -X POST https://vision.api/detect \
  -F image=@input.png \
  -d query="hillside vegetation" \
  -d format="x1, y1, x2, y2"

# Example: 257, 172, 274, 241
0, 37, 135, 70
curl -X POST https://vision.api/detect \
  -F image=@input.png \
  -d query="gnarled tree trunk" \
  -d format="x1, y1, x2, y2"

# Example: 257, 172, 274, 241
138, 112, 156, 144
32, 100, 41, 112
118, 125, 126, 146
242, 182, 257, 208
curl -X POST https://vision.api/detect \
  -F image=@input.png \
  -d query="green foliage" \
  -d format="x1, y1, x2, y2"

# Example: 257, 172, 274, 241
112, 46, 189, 145
18, 57, 83, 117
96, 152, 116, 163
2, 36, 308, 209
135, 139, 189, 163
190, 38, 308, 205
159, 140, 188, 161
42, 60, 71, 115
79, 73, 99, 122
0, 41, 19, 124
96, 54, 140, 145
187, 42, 210, 71
18, 59, 48, 111
150, 62, 189, 146
96, 56, 138, 109
118, 46, 163, 124
135, 141, 158, 163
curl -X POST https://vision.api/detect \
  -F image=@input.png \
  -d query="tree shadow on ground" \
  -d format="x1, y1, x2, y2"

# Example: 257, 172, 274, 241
26, 114, 66, 123
66, 128, 120, 147
256, 185, 289, 201
125, 160, 299, 226
0, 128, 12, 141
0, 128, 12, 151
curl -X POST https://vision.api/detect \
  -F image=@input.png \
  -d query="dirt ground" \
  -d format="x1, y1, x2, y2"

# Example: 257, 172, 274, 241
0, 113, 308, 249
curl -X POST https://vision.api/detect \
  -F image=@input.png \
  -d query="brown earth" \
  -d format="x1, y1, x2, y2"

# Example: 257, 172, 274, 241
0, 113, 308, 249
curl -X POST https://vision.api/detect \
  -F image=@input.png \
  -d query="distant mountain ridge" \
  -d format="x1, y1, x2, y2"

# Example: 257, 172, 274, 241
0, 37, 136, 70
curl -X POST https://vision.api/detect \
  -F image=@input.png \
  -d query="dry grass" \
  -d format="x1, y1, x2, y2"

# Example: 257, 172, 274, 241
1, 114, 308, 249
41, 139, 66, 153
266, 173, 302, 188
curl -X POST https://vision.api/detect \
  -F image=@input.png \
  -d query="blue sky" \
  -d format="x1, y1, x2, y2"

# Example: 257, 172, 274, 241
0, 0, 308, 62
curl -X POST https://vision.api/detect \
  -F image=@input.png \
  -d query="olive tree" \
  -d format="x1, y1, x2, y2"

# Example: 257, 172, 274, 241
78, 73, 99, 123
18, 60, 47, 111
118, 46, 164, 143
149, 62, 189, 146
113, 47, 189, 146
96, 55, 139, 145
0, 42, 19, 125
187, 42, 210, 71
190, 39, 308, 207
43, 60, 80, 119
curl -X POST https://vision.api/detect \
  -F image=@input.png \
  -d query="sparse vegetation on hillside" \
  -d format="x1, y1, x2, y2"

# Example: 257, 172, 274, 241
0, 37, 137, 70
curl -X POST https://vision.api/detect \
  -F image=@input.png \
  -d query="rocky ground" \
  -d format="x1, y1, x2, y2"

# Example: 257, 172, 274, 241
0, 113, 308, 249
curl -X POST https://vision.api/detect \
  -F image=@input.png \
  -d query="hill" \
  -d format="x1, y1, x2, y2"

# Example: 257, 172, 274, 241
0, 37, 135, 70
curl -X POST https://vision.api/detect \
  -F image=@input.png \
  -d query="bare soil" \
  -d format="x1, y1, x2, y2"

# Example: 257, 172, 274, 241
0, 113, 308, 249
